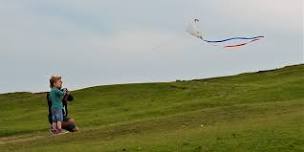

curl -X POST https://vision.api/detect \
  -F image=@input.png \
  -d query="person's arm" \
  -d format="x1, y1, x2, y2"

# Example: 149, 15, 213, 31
61, 88, 69, 95
54, 88, 64, 96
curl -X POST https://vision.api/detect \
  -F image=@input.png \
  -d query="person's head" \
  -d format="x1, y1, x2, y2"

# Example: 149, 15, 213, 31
49, 75, 63, 89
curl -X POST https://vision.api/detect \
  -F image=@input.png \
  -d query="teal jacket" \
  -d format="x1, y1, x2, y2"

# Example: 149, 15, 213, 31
49, 87, 64, 110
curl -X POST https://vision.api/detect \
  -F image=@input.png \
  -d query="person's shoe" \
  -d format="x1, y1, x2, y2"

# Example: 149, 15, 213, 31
49, 129, 58, 135
57, 129, 69, 135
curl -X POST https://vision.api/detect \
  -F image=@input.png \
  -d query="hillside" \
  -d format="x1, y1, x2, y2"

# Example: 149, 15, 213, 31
0, 64, 303, 152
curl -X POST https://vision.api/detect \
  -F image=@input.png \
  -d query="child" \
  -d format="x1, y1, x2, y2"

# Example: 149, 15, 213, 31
49, 75, 69, 134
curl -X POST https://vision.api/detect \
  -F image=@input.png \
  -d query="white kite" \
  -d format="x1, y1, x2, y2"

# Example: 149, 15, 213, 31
186, 19, 264, 48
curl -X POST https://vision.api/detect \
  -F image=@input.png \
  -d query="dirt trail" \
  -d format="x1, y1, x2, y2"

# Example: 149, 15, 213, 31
0, 134, 46, 145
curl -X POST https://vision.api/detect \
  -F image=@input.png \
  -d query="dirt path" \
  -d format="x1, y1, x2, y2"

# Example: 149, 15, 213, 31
0, 133, 46, 145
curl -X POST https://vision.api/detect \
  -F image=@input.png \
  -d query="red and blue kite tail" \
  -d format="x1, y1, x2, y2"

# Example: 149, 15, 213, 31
201, 36, 264, 48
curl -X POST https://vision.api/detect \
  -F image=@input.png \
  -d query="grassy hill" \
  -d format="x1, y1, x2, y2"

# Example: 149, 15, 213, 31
0, 64, 303, 152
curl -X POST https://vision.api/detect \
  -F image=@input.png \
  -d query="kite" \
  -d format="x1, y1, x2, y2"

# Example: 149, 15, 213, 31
186, 19, 264, 48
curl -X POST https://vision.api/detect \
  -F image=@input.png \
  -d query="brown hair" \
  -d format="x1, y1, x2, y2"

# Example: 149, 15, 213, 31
49, 75, 61, 88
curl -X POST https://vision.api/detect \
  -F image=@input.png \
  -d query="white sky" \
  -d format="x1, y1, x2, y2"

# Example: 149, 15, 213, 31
0, 0, 303, 93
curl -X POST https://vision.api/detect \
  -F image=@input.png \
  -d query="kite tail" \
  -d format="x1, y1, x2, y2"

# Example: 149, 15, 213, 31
224, 38, 262, 48
202, 36, 264, 43
200, 36, 264, 48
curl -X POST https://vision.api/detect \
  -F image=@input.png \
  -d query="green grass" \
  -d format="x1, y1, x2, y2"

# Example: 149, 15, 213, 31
0, 64, 303, 152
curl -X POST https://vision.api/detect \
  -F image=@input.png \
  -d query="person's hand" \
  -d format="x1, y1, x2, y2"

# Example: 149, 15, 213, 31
62, 88, 69, 94
66, 91, 71, 95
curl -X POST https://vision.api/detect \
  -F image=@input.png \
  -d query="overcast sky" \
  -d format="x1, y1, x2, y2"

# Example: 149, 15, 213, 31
0, 0, 303, 93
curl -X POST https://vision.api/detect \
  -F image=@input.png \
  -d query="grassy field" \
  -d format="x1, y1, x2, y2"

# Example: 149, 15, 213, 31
0, 64, 303, 152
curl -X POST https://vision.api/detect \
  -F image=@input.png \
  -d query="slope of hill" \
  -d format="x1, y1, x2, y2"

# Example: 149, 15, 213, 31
0, 64, 303, 152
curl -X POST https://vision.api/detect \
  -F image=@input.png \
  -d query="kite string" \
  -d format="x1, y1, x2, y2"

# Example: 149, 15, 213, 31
149, 36, 185, 51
